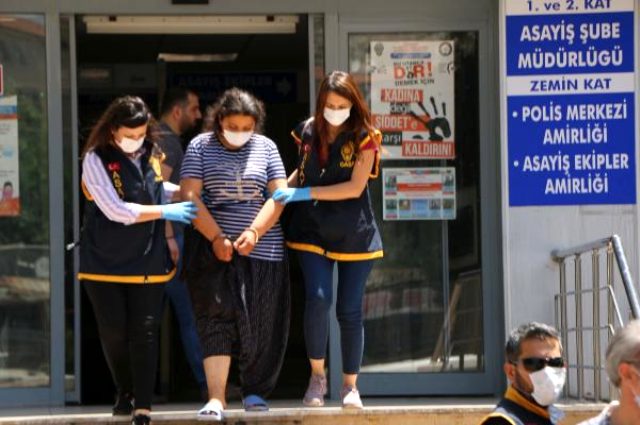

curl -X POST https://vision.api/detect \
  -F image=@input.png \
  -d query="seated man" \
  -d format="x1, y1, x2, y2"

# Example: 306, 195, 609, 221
479, 322, 566, 425
578, 320, 640, 425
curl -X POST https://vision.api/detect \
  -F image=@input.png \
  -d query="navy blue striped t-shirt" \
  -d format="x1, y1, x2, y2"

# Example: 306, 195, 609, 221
181, 132, 286, 261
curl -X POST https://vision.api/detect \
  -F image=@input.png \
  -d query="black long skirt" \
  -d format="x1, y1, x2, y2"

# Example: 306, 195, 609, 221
182, 226, 290, 397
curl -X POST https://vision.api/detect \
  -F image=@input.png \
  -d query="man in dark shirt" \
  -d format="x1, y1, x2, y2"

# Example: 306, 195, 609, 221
157, 87, 206, 399
158, 88, 201, 185
479, 322, 566, 425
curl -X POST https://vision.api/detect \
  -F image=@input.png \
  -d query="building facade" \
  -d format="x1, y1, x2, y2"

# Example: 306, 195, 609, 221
0, 0, 636, 408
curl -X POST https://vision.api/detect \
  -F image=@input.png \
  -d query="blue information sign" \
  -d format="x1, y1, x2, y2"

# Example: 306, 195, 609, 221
505, 0, 636, 206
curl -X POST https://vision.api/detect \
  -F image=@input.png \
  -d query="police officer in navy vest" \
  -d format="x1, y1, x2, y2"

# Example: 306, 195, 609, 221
273, 71, 383, 409
79, 96, 197, 425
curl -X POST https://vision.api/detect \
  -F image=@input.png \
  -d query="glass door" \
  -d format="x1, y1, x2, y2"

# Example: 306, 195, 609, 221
0, 12, 63, 406
333, 21, 501, 395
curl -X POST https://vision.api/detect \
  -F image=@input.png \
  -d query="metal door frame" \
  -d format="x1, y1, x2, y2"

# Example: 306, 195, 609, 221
60, 14, 82, 404
326, 16, 504, 396
0, 1, 67, 407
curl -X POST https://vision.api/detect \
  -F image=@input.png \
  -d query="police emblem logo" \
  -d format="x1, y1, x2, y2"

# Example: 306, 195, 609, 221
340, 142, 355, 168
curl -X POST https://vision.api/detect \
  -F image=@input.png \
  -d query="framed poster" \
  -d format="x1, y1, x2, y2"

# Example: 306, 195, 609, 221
370, 40, 455, 160
0, 95, 20, 217
383, 167, 456, 220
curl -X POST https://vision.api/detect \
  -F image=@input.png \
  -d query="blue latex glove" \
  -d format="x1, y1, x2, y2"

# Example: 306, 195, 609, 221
160, 201, 198, 224
272, 187, 312, 204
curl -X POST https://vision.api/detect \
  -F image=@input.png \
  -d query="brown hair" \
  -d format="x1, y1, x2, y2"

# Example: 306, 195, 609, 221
82, 95, 159, 158
205, 87, 266, 137
313, 70, 375, 164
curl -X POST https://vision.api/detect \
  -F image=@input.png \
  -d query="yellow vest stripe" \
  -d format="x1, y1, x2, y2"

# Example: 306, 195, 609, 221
78, 267, 176, 284
478, 412, 517, 425
291, 129, 302, 145
504, 385, 550, 420
286, 241, 383, 261
358, 129, 382, 179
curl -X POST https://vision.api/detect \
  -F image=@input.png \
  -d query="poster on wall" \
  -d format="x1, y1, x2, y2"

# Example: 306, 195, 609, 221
370, 40, 455, 160
505, 0, 636, 206
383, 167, 456, 220
0, 96, 20, 217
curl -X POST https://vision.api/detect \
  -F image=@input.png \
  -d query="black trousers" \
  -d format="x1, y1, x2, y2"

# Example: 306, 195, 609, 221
83, 280, 166, 410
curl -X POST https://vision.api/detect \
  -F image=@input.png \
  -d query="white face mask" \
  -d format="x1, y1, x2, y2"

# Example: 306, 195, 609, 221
117, 136, 145, 154
223, 129, 252, 148
529, 366, 566, 406
323, 107, 351, 127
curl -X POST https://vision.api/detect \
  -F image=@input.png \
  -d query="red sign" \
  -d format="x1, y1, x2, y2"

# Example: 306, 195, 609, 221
380, 88, 424, 103
372, 114, 427, 132
397, 182, 443, 191
402, 141, 455, 158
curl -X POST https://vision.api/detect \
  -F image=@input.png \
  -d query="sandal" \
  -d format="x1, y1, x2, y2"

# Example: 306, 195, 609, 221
197, 400, 224, 421
243, 394, 269, 412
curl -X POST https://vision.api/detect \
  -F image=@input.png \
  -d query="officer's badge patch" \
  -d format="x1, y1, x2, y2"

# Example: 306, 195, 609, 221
340, 142, 355, 168
149, 156, 164, 182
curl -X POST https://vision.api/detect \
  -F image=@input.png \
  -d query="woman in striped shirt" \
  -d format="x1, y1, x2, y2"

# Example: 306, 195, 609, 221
180, 88, 290, 420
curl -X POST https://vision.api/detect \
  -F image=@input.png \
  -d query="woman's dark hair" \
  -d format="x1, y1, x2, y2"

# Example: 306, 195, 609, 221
82, 96, 158, 157
313, 70, 375, 163
206, 87, 266, 136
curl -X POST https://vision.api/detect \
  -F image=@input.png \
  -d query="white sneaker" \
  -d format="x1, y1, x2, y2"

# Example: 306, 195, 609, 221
340, 386, 363, 409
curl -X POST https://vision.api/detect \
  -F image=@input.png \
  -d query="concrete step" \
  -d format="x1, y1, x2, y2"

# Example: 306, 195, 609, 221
0, 400, 605, 425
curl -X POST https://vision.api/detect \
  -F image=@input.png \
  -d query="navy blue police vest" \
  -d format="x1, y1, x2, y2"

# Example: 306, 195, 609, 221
479, 387, 563, 425
285, 119, 383, 261
78, 143, 175, 284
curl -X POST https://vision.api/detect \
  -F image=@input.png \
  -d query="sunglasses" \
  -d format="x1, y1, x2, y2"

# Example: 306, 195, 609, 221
512, 357, 565, 372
